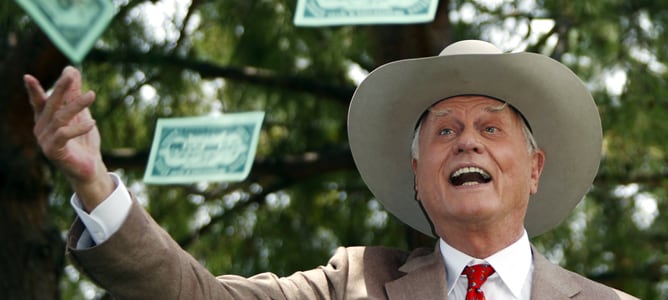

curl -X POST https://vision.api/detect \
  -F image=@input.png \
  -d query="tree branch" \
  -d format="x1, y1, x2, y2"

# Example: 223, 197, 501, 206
87, 49, 356, 105
176, 178, 294, 248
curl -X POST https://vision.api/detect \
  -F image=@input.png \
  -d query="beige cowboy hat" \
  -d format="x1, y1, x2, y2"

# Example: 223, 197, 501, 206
348, 40, 602, 237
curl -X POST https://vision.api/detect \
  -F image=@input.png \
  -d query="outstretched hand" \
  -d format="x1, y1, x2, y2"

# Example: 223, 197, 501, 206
24, 66, 114, 211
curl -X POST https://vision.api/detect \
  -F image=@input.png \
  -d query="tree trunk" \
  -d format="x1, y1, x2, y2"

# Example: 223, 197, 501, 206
367, 0, 452, 64
365, 0, 451, 249
0, 28, 68, 300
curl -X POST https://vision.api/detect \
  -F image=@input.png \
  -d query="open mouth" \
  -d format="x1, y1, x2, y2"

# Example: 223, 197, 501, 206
450, 167, 492, 186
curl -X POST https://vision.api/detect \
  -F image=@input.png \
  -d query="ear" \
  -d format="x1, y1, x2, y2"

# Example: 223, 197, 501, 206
529, 149, 545, 195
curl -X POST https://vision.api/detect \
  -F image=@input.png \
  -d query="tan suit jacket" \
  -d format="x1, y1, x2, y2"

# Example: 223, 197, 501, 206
67, 200, 636, 299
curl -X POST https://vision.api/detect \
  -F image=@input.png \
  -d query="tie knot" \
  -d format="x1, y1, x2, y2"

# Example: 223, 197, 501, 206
463, 264, 495, 289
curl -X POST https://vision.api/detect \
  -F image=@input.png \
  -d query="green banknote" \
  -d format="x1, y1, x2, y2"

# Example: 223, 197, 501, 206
16, 0, 115, 64
294, 0, 438, 26
143, 112, 265, 184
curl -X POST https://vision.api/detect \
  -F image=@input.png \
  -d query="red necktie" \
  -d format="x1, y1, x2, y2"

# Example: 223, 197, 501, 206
463, 264, 495, 300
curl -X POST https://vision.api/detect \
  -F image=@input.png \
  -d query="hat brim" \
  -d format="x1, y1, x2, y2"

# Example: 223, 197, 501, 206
348, 52, 602, 237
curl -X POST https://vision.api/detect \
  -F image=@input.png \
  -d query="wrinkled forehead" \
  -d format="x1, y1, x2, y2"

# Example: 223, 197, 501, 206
415, 95, 532, 131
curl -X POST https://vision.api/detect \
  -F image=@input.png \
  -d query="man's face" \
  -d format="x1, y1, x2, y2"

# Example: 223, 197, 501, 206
411, 96, 545, 236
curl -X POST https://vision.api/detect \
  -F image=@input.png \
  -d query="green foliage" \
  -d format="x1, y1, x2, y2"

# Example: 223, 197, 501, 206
48, 1, 402, 297
6, 0, 668, 298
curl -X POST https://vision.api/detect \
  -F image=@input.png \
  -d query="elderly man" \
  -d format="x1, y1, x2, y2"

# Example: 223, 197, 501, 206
24, 40, 636, 299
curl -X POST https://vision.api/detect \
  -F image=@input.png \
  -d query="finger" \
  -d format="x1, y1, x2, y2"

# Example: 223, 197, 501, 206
62, 66, 82, 102
37, 90, 95, 139
55, 91, 96, 125
38, 119, 96, 158
23, 74, 48, 114
32, 73, 72, 135
42, 68, 76, 120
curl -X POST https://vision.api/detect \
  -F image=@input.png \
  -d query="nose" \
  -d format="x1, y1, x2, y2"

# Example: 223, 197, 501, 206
455, 128, 483, 154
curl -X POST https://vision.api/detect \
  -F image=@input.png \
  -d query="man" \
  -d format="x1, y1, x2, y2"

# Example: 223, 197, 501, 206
24, 40, 637, 299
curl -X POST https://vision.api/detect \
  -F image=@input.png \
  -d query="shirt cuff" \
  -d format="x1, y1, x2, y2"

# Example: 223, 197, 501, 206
70, 173, 132, 247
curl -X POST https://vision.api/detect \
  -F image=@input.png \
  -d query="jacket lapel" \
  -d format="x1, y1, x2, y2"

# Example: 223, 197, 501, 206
384, 244, 585, 300
530, 245, 582, 299
385, 246, 448, 300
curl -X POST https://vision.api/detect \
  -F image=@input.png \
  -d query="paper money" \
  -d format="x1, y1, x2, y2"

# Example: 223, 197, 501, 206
294, 0, 438, 26
143, 112, 265, 184
16, 0, 115, 64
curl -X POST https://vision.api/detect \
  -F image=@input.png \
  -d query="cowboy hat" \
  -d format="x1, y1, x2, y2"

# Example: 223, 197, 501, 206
348, 40, 602, 237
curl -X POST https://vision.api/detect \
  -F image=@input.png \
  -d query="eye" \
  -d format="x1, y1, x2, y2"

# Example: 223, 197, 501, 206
439, 128, 454, 136
484, 127, 498, 134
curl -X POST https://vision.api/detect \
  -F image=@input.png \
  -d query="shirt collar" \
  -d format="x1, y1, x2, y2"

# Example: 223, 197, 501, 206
439, 230, 533, 298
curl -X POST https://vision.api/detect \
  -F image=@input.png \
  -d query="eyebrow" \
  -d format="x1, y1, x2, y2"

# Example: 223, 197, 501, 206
427, 102, 508, 117
427, 107, 451, 116
485, 102, 508, 113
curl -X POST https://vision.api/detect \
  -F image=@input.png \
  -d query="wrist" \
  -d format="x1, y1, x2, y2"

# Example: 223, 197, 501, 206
69, 160, 115, 212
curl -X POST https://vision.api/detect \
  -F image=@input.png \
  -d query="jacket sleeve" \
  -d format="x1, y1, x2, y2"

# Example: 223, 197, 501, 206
66, 197, 395, 300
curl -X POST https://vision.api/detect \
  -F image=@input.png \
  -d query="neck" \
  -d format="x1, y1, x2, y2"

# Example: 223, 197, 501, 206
437, 224, 525, 258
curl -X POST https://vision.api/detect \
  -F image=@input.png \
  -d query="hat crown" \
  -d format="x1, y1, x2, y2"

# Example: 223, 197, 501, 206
439, 40, 503, 56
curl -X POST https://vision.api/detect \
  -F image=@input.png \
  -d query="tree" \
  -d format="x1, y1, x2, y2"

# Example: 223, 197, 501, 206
1, 1, 70, 298
2, 0, 666, 298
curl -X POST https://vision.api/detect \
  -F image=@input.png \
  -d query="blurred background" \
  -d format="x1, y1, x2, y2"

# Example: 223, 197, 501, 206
2, 0, 667, 298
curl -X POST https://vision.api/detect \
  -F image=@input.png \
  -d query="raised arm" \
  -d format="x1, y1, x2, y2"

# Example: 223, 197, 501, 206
22, 66, 374, 300
24, 66, 114, 212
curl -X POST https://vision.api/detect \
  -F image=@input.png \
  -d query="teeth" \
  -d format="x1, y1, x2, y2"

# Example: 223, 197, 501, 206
451, 167, 490, 179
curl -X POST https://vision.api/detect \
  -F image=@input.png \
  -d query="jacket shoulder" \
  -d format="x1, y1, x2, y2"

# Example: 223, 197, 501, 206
532, 247, 637, 299
306, 246, 432, 299
332, 245, 433, 271
327, 245, 413, 274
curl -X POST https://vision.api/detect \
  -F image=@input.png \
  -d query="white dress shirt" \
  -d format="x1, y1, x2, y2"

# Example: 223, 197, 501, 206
440, 230, 534, 300
70, 173, 132, 248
